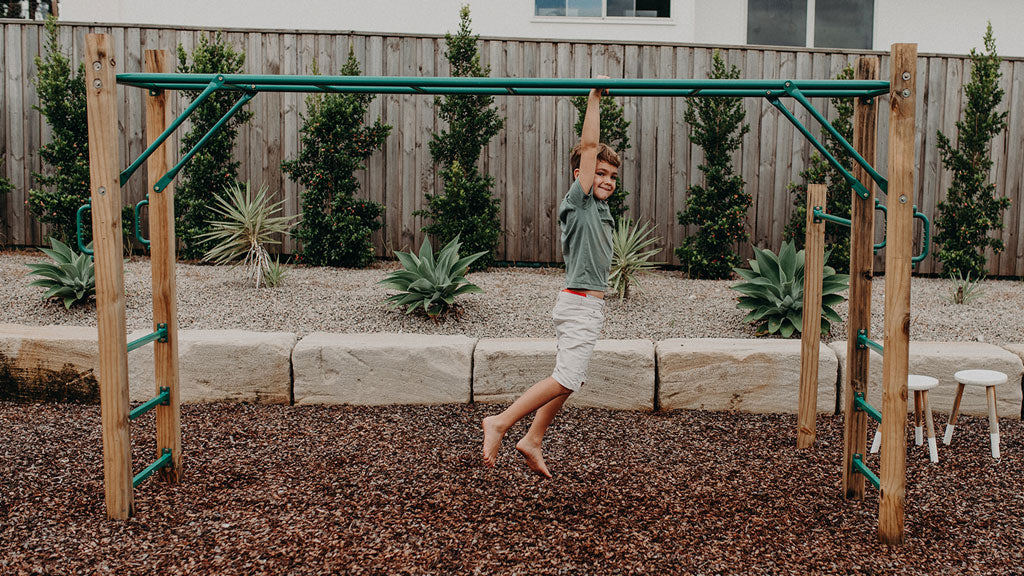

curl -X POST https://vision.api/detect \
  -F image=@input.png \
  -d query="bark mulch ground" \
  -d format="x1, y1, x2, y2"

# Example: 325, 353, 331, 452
1, 402, 1021, 575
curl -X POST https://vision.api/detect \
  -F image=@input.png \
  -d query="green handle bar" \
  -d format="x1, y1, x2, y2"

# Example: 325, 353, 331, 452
912, 206, 930, 266
873, 201, 887, 253
76, 203, 93, 255
134, 196, 150, 248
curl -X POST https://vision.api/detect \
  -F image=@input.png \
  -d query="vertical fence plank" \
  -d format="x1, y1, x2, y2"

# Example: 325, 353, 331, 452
538, 41, 556, 264
5, 24, 26, 246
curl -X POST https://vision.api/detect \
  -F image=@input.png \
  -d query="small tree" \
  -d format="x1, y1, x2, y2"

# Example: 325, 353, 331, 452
282, 52, 391, 268
783, 65, 855, 274
675, 51, 751, 279
571, 94, 631, 221
175, 32, 253, 260
419, 5, 504, 270
934, 23, 1011, 278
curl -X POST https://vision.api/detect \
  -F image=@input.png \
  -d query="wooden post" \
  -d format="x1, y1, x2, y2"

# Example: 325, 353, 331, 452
85, 34, 132, 519
879, 43, 917, 546
797, 183, 827, 448
146, 50, 182, 483
842, 56, 879, 500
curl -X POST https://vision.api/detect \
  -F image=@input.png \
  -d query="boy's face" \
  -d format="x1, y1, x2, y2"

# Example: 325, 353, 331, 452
574, 161, 619, 195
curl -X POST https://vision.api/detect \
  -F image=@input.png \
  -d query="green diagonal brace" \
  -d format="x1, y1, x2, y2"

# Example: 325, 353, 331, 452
153, 90, 256, 193
133, 449, 173, 488
784, 83, 888, 197
119, 77, 225, 188
854, 392, 882, 423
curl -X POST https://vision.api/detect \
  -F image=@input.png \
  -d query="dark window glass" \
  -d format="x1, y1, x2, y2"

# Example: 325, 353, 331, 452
536, 0, 566, 16
747, 0, 807, 47
814, 0, 874, 49
607, 0, 635, 17
567, 0, 601, 17
635, 0, 670, 17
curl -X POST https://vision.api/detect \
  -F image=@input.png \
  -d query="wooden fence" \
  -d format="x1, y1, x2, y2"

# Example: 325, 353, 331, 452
3, 20, 1024, 276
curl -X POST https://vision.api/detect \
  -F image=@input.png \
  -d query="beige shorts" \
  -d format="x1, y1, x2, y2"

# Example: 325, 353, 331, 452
551, 290, 605, 392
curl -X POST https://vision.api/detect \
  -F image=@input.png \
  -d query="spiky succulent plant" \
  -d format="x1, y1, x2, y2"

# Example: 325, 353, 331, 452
378, 235, 486, 321
25, 237, 95, 309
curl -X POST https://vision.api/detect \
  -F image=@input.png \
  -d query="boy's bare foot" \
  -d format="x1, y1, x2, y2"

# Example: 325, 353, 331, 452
515, 437, 552, 478
482, 416, 505, 467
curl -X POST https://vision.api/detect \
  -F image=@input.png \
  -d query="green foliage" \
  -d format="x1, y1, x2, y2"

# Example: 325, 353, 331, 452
731, 240, 849, 338
934, 23, 1011, 278
608, 218, 662, 300
420, 5, 504, 269
947, 270, 985, 305
264, 256, 287, 288
676, 51, 751, 279
783, 65, 855, 274
25, 237, 95, 309
571, 94, 631, 221
197, 181, 296, 289
378, 235, 486, 321
28, 17, 90, 246
282, 51, 390, 268
175, 32, 253, 260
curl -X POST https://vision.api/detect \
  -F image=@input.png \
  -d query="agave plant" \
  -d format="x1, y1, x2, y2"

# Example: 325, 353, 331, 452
730, 240, 849, 337
608, 218, 662, 299
25, 237, 96, 309
198, 181, 297, 288
947, 269, 985, 305
378, 235, 486, 320
264, 256, 287, 288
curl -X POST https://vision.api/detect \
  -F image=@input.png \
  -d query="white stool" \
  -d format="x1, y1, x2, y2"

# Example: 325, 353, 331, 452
944, 369, 1006, 459
870, 374, 939, 463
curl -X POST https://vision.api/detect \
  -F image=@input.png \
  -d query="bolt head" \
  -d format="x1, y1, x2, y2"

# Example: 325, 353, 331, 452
98, 187, 107, 195
93, 61, 102, 71
93, 79, 102, 89
901, 89, 911, 98
899, 195, 907, 203
902, 71, 911, 81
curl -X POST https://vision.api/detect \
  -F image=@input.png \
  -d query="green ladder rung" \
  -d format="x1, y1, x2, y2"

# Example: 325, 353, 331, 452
853, 392, 882, 423
129, 386, 170, 421
855, 329, 883, 355
812, 207, 852, 228
127, 323, 168, 352
852, 453, 880, 489
133, 449, 173, 488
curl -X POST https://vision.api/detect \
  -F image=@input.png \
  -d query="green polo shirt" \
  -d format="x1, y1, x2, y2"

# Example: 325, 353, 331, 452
559, 178, 614, 291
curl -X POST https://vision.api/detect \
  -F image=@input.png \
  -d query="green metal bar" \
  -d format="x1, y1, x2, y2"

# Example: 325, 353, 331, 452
854, 392, 882, 423
76, 203, 93, 255
128, 386, 170, 421
784, 84, 889, 196
134, 196, 150, 248
812, 206, 851, 228
132, 448, 173, 488
852, 453, 880, 489
856, 329, 884, 356
119, 78, 225, 187
127, 323, 168, 352
874, 201, 887, 253
912, 206, 931, 265
154, 91, 256, 192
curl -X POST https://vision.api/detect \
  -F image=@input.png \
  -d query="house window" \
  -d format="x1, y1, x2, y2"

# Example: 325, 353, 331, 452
535, 0, 670, 18
747, 0, 874, 49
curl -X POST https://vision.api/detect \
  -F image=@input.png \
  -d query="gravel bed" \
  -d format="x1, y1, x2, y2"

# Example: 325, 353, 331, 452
2, 250, 1023, 344
1, 402, 1022, 575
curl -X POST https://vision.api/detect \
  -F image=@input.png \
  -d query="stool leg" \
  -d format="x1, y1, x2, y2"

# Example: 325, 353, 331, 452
870, 428, 881, 454
923, 390, 938, 464
944, 382, 966, 445
914, 391, 923, 446
987, 386, 1000, 459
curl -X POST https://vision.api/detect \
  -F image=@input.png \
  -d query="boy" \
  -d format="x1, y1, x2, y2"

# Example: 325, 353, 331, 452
482, 79, 619, 478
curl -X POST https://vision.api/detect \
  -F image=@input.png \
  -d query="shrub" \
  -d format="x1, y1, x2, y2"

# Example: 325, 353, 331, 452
934, 23, 1011, 278
783, 65, 855, 274
571, 93, 631, 222
175, 32, 253, 260
282, 52, 390, 268
264, 256, 287, 288
947, 270, 985, 305
378, 235, 486, 321
730, 240, 849, 338
420, 5, 504, 270
25, 237, 95, 309
608, 218, 661, 300
676, 50, 751, 279
197, 182, 296, 288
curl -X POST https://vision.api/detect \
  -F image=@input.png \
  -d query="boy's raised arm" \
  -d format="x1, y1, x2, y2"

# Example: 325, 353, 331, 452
576, 78, 607, 195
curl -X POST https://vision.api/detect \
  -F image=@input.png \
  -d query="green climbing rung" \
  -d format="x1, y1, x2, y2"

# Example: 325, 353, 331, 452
132, 449, 173, 488
812, 207, 851, 227
127, 323, 168, 352
852, 453, 880, 489
129, 386, 170, 421
854, 392, 882, 423
856, 329, 883, 356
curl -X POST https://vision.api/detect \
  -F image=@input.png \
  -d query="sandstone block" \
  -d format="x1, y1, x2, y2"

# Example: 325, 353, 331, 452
0, 324, 100, 403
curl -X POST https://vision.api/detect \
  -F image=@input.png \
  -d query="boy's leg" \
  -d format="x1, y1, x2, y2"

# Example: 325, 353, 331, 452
516, 391, 571, 478
482, 376, 571, 468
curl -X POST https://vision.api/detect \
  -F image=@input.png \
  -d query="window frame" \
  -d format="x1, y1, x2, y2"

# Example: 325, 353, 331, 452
746, 0, 876, 50
533, 0, 673, 22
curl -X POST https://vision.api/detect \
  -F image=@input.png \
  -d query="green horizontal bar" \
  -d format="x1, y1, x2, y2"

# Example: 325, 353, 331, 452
854, 392, 882, 423
812, 206, 851, 228
852, 453, 880, 489
127, 323, 168, 352
856, 329, 884, 356
128, 386, 170, 421
133, 449, 173, 488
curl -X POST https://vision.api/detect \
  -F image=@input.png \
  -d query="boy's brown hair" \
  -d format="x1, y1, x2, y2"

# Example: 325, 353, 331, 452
569, 142, 620, 173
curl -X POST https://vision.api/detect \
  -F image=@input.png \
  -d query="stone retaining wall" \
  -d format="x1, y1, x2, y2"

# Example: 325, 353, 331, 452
2, 323, 1022, 418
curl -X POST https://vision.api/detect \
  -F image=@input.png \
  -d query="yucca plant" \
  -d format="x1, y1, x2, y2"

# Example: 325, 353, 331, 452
198, 181, 297, 288
264, 256, 287, 288
730, 240, 849, 337
948, 270, 985, 305
25, 237, 95, 309
378, 235, 486, 321
608, 218, 662, 300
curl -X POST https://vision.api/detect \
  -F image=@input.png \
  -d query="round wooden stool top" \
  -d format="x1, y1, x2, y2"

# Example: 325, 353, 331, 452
953, 369, 1007, 388
908, 374, 939, 391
